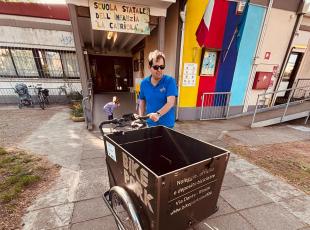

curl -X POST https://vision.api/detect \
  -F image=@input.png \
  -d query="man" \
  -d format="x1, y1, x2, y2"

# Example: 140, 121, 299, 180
138, 50, 178, 128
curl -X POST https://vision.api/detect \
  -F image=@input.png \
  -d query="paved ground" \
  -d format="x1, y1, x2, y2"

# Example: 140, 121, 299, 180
19, 107, 310, 230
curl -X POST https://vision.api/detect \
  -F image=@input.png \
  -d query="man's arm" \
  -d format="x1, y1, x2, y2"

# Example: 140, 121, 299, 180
149, 96, 175, 122
139, 99, 146, 116
158, 96, 175, 116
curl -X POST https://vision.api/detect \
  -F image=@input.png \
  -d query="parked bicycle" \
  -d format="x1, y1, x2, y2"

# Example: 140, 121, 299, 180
35, 86, 49, 110
28, 84, 49, 110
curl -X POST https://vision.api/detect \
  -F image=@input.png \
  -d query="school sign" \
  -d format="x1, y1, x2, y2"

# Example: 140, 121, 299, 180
89, 0, 150, 35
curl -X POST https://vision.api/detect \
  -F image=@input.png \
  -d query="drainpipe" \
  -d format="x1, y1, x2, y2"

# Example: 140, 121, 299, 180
176, 1, 187, 120
271, 0, 305, 105
242, 0, 273, 113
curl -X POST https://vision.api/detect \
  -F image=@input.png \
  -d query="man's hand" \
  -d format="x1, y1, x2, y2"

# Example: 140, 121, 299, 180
148, 112, 160, 122
133, 113, 140, 120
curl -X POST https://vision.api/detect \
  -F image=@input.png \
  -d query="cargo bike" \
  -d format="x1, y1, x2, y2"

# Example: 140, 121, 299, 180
99, 114, 230, 230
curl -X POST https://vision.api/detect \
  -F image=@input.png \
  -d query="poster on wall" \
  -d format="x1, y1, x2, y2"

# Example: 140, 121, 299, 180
200, 51, 217, 76
89, 0, 150, 35
182, 63, 197, 87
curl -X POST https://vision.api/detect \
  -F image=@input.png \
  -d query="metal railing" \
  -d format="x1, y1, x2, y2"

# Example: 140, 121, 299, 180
200, 92, 231, 120
251, 85, 310, 126
0, 86, 81, 105
295, 78, 310, 88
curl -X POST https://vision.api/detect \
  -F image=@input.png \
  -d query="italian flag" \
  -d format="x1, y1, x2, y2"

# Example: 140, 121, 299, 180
196, 0, 215, 47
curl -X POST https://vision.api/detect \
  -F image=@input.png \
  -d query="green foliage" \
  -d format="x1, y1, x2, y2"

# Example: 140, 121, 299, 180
67, 91, 83, 101
71, 101, 84, 118
0, 147, 44, 204
0, 147, 7, 155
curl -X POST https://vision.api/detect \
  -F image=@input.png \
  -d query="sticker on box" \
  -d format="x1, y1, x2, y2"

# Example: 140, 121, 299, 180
106, 141, 116, 162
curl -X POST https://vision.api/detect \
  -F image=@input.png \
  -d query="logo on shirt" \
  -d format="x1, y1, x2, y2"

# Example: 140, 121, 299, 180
160, 87, 166, 93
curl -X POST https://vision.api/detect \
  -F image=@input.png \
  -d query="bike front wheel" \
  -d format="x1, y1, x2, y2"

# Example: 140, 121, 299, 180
110, 186, 143, 230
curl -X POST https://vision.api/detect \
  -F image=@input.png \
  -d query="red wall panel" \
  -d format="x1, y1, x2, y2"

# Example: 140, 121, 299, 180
196, 0, 229, 107
0, 2, 70, 21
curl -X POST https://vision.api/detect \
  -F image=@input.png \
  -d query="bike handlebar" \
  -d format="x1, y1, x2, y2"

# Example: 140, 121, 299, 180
99, 114, 150, 135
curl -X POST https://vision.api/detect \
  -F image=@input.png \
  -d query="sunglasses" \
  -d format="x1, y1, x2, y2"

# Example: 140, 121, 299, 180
152, 65, 165, 70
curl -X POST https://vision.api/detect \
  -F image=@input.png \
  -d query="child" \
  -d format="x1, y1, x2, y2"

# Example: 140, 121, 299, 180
103, 96, 120, 120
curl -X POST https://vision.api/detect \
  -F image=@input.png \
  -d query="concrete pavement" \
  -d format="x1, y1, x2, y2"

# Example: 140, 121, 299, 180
20, 107, 310, 230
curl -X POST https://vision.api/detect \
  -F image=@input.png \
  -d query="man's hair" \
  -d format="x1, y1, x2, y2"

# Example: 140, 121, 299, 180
148, 50, 165, 67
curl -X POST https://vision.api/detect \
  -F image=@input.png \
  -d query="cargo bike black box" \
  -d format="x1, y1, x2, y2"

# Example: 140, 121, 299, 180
102, 126, 230, 230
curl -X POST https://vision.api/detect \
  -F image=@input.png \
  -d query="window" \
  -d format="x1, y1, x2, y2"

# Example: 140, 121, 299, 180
45, 51, 64, 78
0, 47, 80, 79
10, 49, 39, 77
60, 52, 80, 78
0, 48, 16, 76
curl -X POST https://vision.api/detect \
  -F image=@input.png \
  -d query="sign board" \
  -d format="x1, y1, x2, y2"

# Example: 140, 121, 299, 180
182, 63, 197, 87
89, 0, 150, 35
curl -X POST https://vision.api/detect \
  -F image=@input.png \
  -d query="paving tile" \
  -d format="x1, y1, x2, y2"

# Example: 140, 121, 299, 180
297, 227, 310, 230
240, 203, 306, 230
195, 213, 255, 230
22, 203, 74, 230
71, 197, 111, 223
49, 168, 80, 191
81, 149, 105, 159
50, 226, 70, 230
221, 186, 272, 210
221, 172, 247, 191
227, 158, 259, 173
209, 196, 236, 219
28, 187, 70, 211
80, 158, 106, 170
71, 215, 117, 230
73, 168, 109, 201
253, 180, 305, 202
235, 168, 276, 185
279, 195, 310, 225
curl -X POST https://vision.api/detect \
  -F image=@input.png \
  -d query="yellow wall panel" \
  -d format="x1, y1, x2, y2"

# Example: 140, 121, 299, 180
179, 0, 208, 107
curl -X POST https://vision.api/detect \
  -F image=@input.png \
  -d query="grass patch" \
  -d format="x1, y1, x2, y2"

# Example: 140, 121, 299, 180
0, 148, 46, 204
0, 147, 59, 230
228, 141, 310, 194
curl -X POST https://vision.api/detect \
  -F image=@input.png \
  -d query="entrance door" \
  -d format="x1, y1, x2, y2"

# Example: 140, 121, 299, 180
90, 55, 133, 93
283, 52, 303, 90
276, 52, 303, 103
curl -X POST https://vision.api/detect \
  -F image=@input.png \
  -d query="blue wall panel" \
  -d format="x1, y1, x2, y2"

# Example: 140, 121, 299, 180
230, 5, 265, 106
215, 3, 239, 94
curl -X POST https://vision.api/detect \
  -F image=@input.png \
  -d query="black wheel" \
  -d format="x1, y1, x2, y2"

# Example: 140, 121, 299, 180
110, 186, 143, 230
38, 94, 45, 110
45, 96, 49, 105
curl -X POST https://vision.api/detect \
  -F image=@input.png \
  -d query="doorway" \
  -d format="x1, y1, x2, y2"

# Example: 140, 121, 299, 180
90, 55, 133, 93
283, 52, 303, 90
276, 52, 303, 103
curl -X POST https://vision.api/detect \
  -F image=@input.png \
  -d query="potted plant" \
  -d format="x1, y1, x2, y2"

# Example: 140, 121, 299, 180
70, 101, 85, 122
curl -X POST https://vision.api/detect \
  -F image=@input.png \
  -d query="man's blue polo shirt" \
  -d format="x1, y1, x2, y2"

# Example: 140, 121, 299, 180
139, 75, 178, 128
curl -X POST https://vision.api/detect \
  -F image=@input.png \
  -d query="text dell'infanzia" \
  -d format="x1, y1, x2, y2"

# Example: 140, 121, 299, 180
90, 1, 150, 34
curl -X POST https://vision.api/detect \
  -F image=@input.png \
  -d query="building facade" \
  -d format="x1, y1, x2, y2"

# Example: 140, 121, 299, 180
0, 2, 81, 103
177, 0, 310, 120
